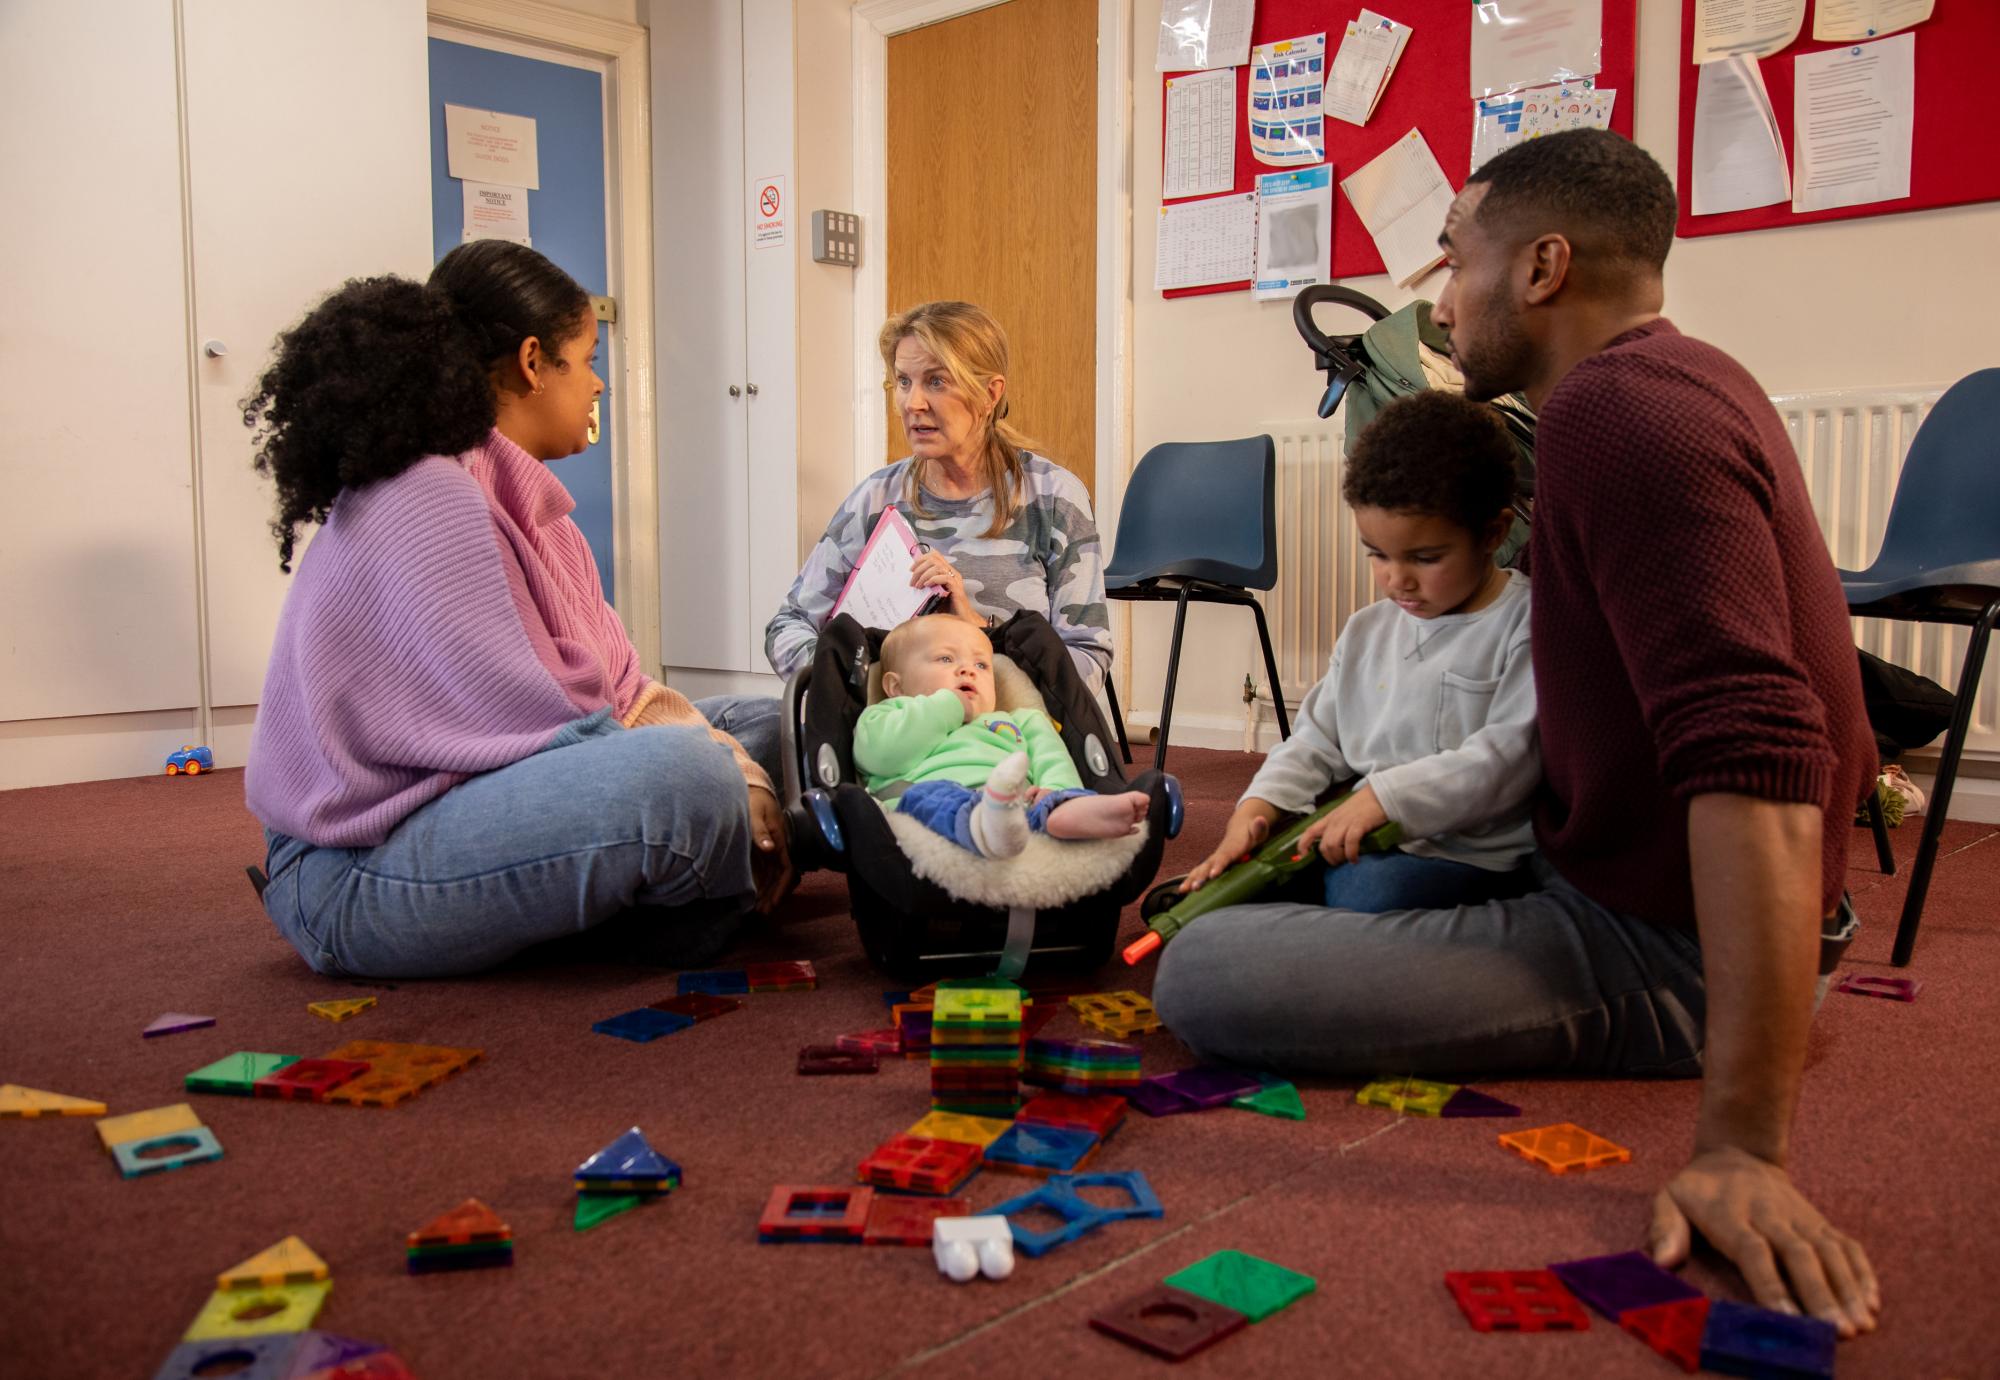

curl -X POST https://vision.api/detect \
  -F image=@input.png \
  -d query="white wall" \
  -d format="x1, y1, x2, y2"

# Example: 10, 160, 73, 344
1120, 0, 2000, 747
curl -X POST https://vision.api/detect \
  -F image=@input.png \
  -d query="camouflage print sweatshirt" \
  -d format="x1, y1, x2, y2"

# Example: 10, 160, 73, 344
765, 453, 1112, 690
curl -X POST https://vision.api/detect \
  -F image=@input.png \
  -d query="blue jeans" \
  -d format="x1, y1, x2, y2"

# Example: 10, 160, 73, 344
1321, 849, 1529, 911
259, 695, 782, 979
897, 781, 1091, 852
1153, 856, 1708, 1078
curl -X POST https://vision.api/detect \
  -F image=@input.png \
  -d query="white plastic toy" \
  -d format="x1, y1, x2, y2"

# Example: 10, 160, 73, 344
932, 1215, 1015, 1282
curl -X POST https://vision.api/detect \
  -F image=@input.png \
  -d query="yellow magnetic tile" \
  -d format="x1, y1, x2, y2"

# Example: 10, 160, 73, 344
0, 1084, 107, 1118
307, 997, 376, 1022
907, 1111, 1013, 1147
96, 1103, 201, 1152
1355, 1077, 1461, 1117
183, 1280, 331, 1340
218, 1236, 329, 1290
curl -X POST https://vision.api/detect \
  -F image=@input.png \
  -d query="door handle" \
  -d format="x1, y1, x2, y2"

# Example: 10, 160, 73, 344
728, 385, 742, 398
745, 383, 759, 397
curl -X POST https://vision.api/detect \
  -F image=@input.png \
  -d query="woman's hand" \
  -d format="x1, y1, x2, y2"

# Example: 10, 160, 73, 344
746, 784, 795, 913
909, 550, 978, 624
1296, 785, 1389, 867
1180, 799, 1283, 892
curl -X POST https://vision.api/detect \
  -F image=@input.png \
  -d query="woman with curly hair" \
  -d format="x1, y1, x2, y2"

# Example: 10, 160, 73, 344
243, 240, 787, 978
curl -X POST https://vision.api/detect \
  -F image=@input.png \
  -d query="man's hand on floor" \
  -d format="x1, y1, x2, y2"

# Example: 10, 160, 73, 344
1648, 1145, 1880, 1338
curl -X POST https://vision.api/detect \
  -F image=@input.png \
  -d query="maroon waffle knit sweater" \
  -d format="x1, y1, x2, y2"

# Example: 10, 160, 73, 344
1529, 319, 1873, 933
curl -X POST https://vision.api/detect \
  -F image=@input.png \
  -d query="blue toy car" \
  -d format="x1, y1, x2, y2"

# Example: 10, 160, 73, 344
165, 744, 214, 776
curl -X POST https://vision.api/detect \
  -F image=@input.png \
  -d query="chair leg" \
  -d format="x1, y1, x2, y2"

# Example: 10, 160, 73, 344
1248, 596, 1292, 742
1154, 586, 1194, 773
1103, 674, 1133, 765
1891, 598, 1999, 967
1864, 781, 1896, 875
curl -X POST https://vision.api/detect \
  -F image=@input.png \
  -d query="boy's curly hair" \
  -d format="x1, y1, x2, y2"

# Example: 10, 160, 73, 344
1341, 391, 1519, 537
243, 241, 591, 571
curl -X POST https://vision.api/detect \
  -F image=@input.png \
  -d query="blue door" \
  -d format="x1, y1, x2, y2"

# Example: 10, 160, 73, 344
427, 37, 615, 601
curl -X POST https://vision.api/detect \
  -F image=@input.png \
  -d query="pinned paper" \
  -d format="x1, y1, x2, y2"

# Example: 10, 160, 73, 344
1156, 191, 1257, 291
1326, 12, 1411, 127
1156, 0, 1252, 72
1813, 0, 1932, 42
1249, 33, 1327, 166
1792, 34, 1914, 213
1471, 83, 1617, 173
1253, 164, 1333, 301
1164, 68, 1237, 199
1341, 128, 1454, 287
1691, 57, 1789, 215
1691, 0, 1805, 64
444, 104, 540, 189
1470, 0, 1602, 99
461, 181, 531, 246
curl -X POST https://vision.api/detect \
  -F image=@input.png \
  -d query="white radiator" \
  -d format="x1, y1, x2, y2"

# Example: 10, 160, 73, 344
1258, 385, 1996, 756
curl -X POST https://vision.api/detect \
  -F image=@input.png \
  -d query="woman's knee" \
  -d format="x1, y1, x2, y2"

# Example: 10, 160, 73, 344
617, 727, 751, 839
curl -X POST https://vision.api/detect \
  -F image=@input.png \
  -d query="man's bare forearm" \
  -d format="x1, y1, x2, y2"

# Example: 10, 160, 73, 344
1685, 793, 1822, 1165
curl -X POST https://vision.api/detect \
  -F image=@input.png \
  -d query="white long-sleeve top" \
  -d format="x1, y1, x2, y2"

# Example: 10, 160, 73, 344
1243, 568, 1539, 871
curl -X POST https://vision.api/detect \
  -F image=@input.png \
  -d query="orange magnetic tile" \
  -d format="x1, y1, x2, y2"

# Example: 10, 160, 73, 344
407, 1198, 511, 1248
322, 1071, 422, 1108
1498, 1122, 1632, 1175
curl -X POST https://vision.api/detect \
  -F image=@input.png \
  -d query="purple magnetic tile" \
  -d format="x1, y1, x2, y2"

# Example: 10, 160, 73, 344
1441, 1088, 1522, 1118
1152, 1067, 1264, 1109
1127, 1077, 1199, 1117
1548, 1251, 1703, 1320
1835, 972, 1921, 1002
143, 1012, 216, 1038
280, 1331, 386, 1378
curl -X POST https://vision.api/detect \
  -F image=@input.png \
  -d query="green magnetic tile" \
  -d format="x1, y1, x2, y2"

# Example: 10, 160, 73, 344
574, 1193, 644, 1232
185, 1052, 304, 1095
1163, 1250, 1317, 1322
1233, 1076, 1306, 1121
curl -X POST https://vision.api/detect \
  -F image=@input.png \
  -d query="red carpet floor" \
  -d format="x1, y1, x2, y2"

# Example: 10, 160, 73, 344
1, 750, 1994, 1378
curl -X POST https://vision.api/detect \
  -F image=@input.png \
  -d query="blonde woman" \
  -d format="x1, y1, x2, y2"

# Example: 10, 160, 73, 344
766, 300, 1111, 689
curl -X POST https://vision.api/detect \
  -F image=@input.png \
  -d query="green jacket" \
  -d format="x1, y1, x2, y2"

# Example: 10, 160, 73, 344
853, 689, 1083, 797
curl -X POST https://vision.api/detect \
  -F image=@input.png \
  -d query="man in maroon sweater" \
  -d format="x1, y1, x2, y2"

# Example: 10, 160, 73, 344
1154, 130, 1878, 1337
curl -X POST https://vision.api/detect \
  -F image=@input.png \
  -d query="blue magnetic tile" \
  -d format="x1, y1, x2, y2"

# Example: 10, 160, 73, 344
986, 1183, 1118, 1257
985, 1123, 1097, 1174
1050, 1170, 1163, 1221
279, 1331, 386, 1376
592, 1008, 695, 1042
575, 1127, 682, 1183
678, 970, 749, 995
113, 1125, 224, 1179
1699, 1299, 1836, 1380
150, 1334, 298, 1380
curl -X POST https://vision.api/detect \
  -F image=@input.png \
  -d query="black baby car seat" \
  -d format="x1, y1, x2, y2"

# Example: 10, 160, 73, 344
780, 611, 1183, 981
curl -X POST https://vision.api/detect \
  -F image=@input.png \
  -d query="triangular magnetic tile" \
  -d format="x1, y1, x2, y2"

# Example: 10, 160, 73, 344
219, 1235, 330, 1289
407, 1198, 509, 1247
574, 1193, 644, 1232
575, 1127, 679, 1182
0, 1084, 107, 1118
1440, 1087, 1520, 1118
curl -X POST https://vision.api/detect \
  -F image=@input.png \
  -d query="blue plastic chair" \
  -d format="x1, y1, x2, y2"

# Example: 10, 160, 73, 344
1102, 436, 1289, 770
1839, 368, 2000, 965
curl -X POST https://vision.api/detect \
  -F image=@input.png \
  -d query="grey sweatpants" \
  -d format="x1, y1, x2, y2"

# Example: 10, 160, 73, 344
1151, 859, 1709, 1079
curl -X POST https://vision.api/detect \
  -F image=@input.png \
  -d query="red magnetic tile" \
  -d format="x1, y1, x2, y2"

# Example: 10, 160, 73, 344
1444, 1271, 1591, 1332
300, 1354, 416, 1380
758, 1184, 872, 1240
746, 960, 818, 990
1621, 1297, 1710, 1372
407, 1198, 511, 1248
1090, 1284, 1250, 1360
861, 1195, 970, 1246
1835, 972, 1921, 1001
798, 1045, 879, 1075
251, 1059, 371, 1102
1017, 1093, 1127, 1138
857, 1134, 982, 1195
835, 1028, 903, 1055
648, 992, 744, 1021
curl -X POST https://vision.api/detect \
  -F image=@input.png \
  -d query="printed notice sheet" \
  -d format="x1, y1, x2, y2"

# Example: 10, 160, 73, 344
829, 508, 940, 631
1164, 68, 1238, 199
444, 104, 541, 189
1253, 166, 1333, 301
461, 181, 532, 245
1792, 33, 1914, 213
1691, 0, 1805, 64
1250, 33, 1328, 166
1691, 56, 1789, 215
1341, 128, 1454, 286
1156, 192, 1258, 291
1156, 0, 1253, 72
1325, 13, 1412, 127
1814, 0, 1932, 42
1470, 0, 1602, 98
1471, 83, 1617, 173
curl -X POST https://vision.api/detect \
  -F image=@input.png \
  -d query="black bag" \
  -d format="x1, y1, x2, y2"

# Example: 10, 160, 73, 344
1856, 649, 1954, 760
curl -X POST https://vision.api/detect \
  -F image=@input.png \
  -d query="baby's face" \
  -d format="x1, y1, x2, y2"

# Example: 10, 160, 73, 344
889, 622, 996, 721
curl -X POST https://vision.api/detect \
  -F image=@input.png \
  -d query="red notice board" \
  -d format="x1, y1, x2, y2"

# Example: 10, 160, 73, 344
1675, 3, 2000, 239
1159, 0, 1637, 296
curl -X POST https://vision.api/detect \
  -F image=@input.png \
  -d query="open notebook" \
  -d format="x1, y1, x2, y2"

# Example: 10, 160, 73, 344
830, 506, 946, 631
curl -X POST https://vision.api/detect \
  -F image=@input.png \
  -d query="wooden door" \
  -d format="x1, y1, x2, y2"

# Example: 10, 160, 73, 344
885, 0, 1096, 498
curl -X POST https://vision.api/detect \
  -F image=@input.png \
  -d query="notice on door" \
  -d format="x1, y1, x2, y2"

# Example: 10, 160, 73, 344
445, 104, 541, 189
751, 174, 787, 249
462, 181, 532, 246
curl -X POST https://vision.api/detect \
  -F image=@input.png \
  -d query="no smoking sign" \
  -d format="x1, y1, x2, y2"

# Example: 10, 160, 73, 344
751, 174, 787, 249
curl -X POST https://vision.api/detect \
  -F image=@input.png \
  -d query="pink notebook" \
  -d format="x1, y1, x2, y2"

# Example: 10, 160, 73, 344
829, 507, 945, 630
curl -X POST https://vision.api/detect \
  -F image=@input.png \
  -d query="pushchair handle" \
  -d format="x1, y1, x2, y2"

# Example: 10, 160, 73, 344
1293, 285, 1392, 419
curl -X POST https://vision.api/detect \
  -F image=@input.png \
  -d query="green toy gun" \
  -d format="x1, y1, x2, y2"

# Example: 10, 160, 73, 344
1122, 794, 1403, 965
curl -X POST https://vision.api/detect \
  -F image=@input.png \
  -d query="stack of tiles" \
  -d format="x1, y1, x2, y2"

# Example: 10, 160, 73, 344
96, 1103, 224, 1179
892, 1001, 934, 1059
929, 980, 1024, 1117
1023, 1037, 1142, 1095
575, 1127, 681, 1198
405, 1199, 512, 1274
1069, 991, 1161, 1037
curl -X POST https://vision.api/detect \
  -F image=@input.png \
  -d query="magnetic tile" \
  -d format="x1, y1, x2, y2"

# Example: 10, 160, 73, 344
143, 1013, 216, 1039
745, 960, 817, 990
1548, 1251, 1703, 1319
1622, 1297, 1710, 1372
185, 1054, 302, 1097
1699, 1299, 1835, 1379
592, 1008, 695, 1043
1018, 1092, 1127, 1138
906, 1111, 1013, 1147
1835, 972, 1921, 1002
835, 1028, 903, 1055
113, 1128, 223, 1180
648, 992, 743, 1022
407, 1198, 510, 1248
862, 1195, 969, 1246
575, 1128, 680, 1185
274, 1331, 385, 1378
1499, 1123, 1632, 1174
297, 1352, 415, 1380
1444, 1270, 1590, 1332
1048, 1170, 1164, 1221
1163, 1250, 1316, 1322
1356, 1077, 1461, 1116
252, 1059, 370, 1102
97, 1103, 201, 1152
148, 1334, 299, 1380
1090, 1284, 1249, 1361
218, 1236, 329, 1290
1153, 1067, 1264, 1109
984, 1123, 1098, 1175
182, 1280, 331, 1341
798, 1045, 879, 1075
1232, 1075, 1306, 1120
0, 1084, 106, 1117
677, 969, 749, 995
307, 998, 376, 1022
574, 1193, 643, 1231
758, 1184, 873, 1241
1440, 1087, 1521, 1118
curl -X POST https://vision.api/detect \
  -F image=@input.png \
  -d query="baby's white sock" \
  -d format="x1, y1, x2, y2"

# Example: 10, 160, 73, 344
969, 751, 1031, 859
